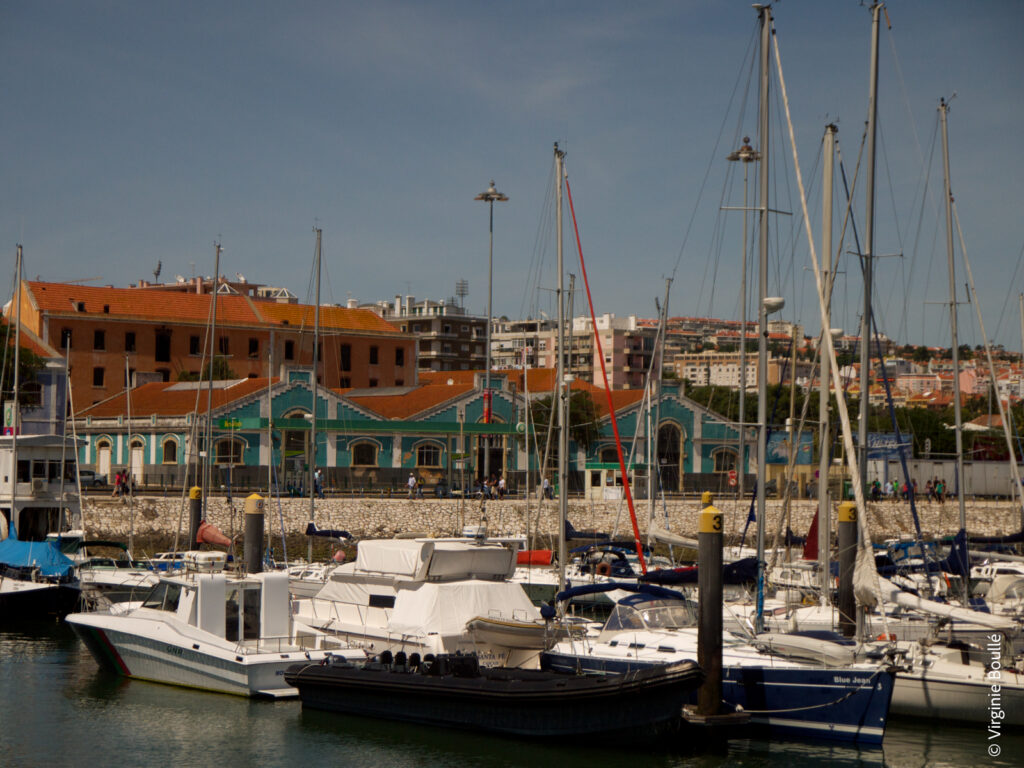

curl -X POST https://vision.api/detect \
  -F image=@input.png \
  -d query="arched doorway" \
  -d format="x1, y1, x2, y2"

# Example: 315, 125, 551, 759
96, 439, 112, 479
657, 423, 682, 493
129, 439, 145, 485
282, 410, 310, 494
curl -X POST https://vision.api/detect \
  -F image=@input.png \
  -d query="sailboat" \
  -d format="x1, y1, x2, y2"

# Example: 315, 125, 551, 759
0, 245, 82, 620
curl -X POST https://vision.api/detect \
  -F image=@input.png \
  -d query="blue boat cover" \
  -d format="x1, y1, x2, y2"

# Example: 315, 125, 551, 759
0, 525, 76, 578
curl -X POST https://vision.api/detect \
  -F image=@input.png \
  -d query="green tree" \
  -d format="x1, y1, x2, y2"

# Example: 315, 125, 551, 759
529, 390, 601, 451
177, 356, 237, 382
0, 318, 45, 408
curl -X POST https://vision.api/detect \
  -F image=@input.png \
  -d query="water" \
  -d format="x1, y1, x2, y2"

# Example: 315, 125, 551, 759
2, 621, 1020, 768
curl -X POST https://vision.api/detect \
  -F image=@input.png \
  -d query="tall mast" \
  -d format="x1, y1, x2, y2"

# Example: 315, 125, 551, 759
203, 242, 222, 520
555, 143, 567, 595
858, 3, 882, 494
819, 124, 837, 604
939, 99, 967, 601
10, 245, 22, 536
754, 3, 772, 634
126, 355, 135, 554
309, 228, 322, 564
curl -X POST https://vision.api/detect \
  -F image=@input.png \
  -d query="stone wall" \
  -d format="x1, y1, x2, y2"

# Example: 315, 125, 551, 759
81, 493, 1023, 545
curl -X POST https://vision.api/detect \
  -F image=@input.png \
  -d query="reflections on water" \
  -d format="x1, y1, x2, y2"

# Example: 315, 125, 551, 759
0, 621, 1020, 768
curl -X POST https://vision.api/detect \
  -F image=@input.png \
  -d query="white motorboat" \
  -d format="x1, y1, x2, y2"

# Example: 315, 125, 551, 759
292, 538, 562, 668
55, 535, 158, 607
67, 558, 360, 698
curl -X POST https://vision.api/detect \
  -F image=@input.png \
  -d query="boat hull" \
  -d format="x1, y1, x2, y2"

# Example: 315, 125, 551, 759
68, 616, 338, 698
0, 579, 81, 620
542, 652, 893, 745
286, 655, 704, 739
891, 671, 1024, 725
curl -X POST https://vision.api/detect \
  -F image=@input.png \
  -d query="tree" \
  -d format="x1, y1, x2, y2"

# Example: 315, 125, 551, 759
529, 390, 601, 451
0, 318, 45, 409
177, 356, 237, 382
912, 345, 931, 364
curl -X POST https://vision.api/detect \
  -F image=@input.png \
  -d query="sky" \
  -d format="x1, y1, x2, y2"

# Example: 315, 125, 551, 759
2, 1, 1023, 350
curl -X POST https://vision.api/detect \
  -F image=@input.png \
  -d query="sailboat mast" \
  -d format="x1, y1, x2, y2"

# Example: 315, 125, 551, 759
819, 124, 837, 604
203, 242, 222, 520
555, 143, 567, 595
10, 245, 22, 536
858, 3, 882, 494
939, 100, 968, 582
309, 228, 322, 564
754, 3, 771, 634
126, 355, 135, 554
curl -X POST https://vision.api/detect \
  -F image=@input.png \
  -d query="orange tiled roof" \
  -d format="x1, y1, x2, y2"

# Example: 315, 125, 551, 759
79, 377, 275, 418
342, 381, 474, 419
27, 281, 260, 326
256, 303, 402, 335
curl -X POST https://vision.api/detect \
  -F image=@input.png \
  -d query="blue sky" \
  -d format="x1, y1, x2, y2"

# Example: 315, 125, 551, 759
3, 1, 1022, 349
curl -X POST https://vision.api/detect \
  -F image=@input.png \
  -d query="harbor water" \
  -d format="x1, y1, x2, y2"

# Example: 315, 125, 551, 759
3, 620, 1020, 768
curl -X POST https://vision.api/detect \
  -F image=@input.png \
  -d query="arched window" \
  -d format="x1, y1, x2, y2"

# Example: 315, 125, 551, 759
162, 438, 178, 464
416, 442, 442, 468
215, 438, 244, 465
713, 449, 737, 473
600, 447, 618, 463
351, 442, 378, 466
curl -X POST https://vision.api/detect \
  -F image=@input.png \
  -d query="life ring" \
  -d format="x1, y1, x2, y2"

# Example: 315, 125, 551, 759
595, 562, 613, 577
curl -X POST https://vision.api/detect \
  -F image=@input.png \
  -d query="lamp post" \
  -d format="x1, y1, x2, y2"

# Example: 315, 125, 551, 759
727, 138, 760, 501
474, 180, 508, 485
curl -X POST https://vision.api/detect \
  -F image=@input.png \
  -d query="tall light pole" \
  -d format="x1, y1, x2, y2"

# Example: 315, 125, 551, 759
475, 180, 508, 485
727, 137, 760, 501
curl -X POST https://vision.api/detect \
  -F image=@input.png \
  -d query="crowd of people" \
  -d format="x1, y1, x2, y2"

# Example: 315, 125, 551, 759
869, 476, 947, 502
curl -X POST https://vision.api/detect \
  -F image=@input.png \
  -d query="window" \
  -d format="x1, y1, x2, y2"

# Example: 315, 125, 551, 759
162, 438, 178, 464
218, 337, 229, 355
369, 346, 379, 365
125, 332, 136, 352
339, 377, 351, 388
248, 338, 259, 358
368, 379, 378, 388
340, 344, 351, 371
443, 324, 451, 334
60, 328, 72, 349
93, 330, 105, 350
416, 443, 441, 467
156, 368, 170, 382
316, 342, 322, 362
155, 331, 171, 363
21, 382, 41, 408
284, 340, 295, 360
124, 368, 135, 387
142, 582, 182, 612
92, 367, 104, 387
713, 450, 737, 473
395, 379, 404, 387
189, 335, 200, 355
600, 447, 618, 463
395, 347, 405, 367
351, 443, 377, 466
215, 438, 244, 465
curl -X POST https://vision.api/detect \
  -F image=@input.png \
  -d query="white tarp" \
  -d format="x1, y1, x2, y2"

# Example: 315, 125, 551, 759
880, 579, 1020, 632
354, 539, 433, 578
388, 581, 539, 638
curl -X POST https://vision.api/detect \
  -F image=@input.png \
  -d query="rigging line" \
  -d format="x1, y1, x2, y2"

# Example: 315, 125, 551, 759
520, 160, 558, 322
562, 167, 647, 575
993, 239, 1024, 343
908, 116, 941, 346
669, 19, 759, 281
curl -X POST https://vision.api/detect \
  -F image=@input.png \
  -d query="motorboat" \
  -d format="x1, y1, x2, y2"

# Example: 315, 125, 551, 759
292, 538, 563, 668
284, 650, 704, 740
542, 585, 896, 744
68, 561, 361, 698
53, 535, 158, 607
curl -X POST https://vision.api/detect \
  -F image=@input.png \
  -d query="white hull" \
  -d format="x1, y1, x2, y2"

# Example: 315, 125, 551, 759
892, 672, 1024, 725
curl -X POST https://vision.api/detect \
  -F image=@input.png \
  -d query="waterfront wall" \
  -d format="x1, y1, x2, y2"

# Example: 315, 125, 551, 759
81, 494, 1023, 545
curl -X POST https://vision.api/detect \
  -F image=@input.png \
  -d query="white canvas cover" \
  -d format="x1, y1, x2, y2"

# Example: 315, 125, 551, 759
312, 575, 380, 605
354, 539, 433, 578
260, 571, 290, 638
387, 580, 540, 638
196, 573, 226, 638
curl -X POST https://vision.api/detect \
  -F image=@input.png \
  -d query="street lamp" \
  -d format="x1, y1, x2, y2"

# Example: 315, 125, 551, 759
474, 180, 508, 484
727, 138, 760, 500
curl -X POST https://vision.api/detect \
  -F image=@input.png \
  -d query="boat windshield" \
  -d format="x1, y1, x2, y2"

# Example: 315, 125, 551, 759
141, 581, 183, 612
604, 598, 697, 633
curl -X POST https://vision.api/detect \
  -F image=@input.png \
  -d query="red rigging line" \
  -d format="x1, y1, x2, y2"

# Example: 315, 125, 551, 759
562, 170, 648, 576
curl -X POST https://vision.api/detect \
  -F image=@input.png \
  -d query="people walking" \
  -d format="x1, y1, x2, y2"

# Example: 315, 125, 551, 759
407, 472, 416, 499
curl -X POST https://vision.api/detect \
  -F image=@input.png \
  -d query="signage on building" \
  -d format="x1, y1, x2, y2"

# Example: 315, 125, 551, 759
766, 432, 813, 465
858, 432, 911, 459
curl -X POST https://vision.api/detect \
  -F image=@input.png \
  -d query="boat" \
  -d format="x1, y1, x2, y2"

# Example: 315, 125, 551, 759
284, 650, 704, 740
0, 527, 80, 619
542, 584, 896, 744
53, 535, 158, 607
291, 537, 563, 668
67, 565, 361, 698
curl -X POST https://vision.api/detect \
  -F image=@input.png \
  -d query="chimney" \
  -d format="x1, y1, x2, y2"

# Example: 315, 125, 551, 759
395, 294, 402, 316
346, 298, 358, 309
405, 295, 413, 314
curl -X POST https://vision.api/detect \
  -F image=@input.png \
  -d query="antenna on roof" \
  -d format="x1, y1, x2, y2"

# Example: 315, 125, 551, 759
456, 279, 469, 309
153, 260, 162, 282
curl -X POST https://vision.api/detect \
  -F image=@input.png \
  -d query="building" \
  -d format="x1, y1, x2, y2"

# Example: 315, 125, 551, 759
11, 279, 417, 406
362, 295, 488, 372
